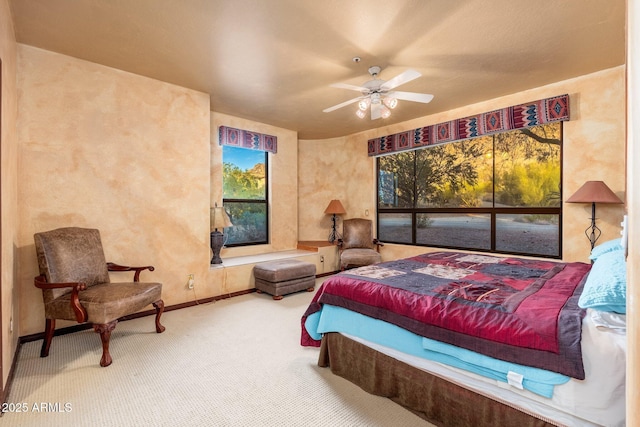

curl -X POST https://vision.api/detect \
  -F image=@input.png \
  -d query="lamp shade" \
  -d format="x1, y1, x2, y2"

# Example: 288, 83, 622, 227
324, 199, 346, 215
210, 206, 233, 231
566, 181, 623, 204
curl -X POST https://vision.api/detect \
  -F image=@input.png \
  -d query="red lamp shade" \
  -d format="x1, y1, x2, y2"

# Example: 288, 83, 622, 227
566, 181, 623, 204
324, 199, 346, 215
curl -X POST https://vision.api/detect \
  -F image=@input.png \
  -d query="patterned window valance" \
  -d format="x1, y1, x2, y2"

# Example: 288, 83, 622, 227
219, 126, 277, 153
367, 94, 570, 156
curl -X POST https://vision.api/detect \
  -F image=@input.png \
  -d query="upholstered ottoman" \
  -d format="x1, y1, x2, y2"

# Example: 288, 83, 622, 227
253, 259, 316, 300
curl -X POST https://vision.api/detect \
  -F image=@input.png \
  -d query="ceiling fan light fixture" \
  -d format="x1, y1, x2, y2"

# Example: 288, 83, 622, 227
358, 98, 370, 111
324, 66, 432, 121
383, 97, 398, 109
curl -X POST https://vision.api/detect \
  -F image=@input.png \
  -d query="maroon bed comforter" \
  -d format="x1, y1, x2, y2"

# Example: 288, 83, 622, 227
301, 251, 591, 379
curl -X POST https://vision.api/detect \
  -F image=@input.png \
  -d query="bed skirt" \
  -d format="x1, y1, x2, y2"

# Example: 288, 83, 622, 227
318, 332, 558, 427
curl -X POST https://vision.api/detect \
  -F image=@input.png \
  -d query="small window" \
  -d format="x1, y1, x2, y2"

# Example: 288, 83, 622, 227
222, 146, 269, 246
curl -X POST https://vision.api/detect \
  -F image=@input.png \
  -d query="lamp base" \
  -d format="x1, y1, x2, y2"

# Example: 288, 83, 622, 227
328, 214, 342, 243
210, 230, 224, 264
585, 202, 601, 252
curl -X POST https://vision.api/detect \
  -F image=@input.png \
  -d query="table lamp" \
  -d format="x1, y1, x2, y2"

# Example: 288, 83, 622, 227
324, 199, 346, 243
210, 204, 233, 264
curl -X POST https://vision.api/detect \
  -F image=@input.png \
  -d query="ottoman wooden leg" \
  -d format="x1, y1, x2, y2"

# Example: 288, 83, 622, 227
306, 287, 315, 292
272, 295, 284, 301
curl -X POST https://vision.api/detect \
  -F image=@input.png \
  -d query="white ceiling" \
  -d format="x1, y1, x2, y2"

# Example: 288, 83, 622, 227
9, 0, 626, 139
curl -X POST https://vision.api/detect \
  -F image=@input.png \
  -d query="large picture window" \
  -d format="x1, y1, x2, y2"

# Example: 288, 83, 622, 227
222, 146, 268, 246
377, 123, 562, 258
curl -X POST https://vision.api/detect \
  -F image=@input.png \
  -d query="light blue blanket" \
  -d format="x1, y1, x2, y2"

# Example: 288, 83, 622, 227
305, 304, 569, 398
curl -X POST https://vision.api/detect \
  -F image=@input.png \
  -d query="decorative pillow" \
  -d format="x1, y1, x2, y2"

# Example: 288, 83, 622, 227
589, 238, 623, 261
579, 249, 626, 314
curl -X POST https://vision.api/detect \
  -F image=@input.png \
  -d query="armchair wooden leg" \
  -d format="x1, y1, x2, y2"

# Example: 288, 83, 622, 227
41, 318, 56, 358
153, 299, 166, 333
93, 321, 118, 367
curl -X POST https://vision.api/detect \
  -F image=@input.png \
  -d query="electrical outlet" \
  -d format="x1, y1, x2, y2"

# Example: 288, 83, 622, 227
320, 255, 325, 263
187, 274, 195, 290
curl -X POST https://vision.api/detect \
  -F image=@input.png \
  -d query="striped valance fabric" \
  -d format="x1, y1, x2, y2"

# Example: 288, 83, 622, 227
219, 126, 277, 153
367, 94, 570, 156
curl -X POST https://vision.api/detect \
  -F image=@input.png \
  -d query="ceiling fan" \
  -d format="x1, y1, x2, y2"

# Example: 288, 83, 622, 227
323, 66, 434, 120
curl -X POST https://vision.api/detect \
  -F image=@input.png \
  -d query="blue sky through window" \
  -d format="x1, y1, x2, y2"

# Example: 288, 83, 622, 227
223, 146, 263, 170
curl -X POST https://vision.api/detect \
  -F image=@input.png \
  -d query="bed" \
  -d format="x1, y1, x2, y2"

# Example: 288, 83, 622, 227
301, 247, 626, 427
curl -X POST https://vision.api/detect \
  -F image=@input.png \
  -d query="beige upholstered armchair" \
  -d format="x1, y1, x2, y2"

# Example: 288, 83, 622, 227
33, 227, 165, 367
338, 218, 384, 270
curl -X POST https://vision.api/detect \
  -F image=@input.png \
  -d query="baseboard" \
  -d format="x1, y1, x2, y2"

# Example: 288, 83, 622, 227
0, 342, 22, 417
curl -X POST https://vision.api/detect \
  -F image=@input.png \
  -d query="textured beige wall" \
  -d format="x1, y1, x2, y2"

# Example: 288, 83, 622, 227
298, 135, 375, 241
299, 66, 626, 263
1, 0, 19, 389
15, 46, 303, 336
561, 67, 626, 261
16, 45, 212, 335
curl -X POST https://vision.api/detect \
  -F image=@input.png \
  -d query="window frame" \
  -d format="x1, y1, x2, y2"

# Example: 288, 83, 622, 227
222, 147, 270, 247
376, 124, 563, 259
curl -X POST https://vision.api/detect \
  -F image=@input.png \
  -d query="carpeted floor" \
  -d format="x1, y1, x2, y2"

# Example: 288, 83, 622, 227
4, 278, 434, 426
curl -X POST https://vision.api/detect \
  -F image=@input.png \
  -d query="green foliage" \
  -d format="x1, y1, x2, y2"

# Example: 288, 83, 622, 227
416, 214, 433, 228
494, 124, 561, 207
417, 141, 486, 207
496, 161, 560, 207
223, 162, 265, 200
378, 151, 415, 207
458, 180, 491, 207
225, 202, 267, 245
222, 153, 267, 245
378, 124, 561, 210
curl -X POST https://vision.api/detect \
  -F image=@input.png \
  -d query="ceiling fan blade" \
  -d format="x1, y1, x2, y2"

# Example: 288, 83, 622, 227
387, 91, 434, 104
380, 69, 421, 91
370, 102, 382, 120
330, 82, 369, 92
323, 96, 364, 113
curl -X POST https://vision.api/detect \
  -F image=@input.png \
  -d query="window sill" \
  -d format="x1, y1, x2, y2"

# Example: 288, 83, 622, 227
210, 249, 316, 269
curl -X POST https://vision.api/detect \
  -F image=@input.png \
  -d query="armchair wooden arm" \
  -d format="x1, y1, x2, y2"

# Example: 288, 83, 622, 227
34, 274, 88, 323
107, 262, 155, 282
373, 239, 384, 251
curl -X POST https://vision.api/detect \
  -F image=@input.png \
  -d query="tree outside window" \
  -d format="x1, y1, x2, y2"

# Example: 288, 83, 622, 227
222, 146, 268, 246
377, 123, 562, 258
